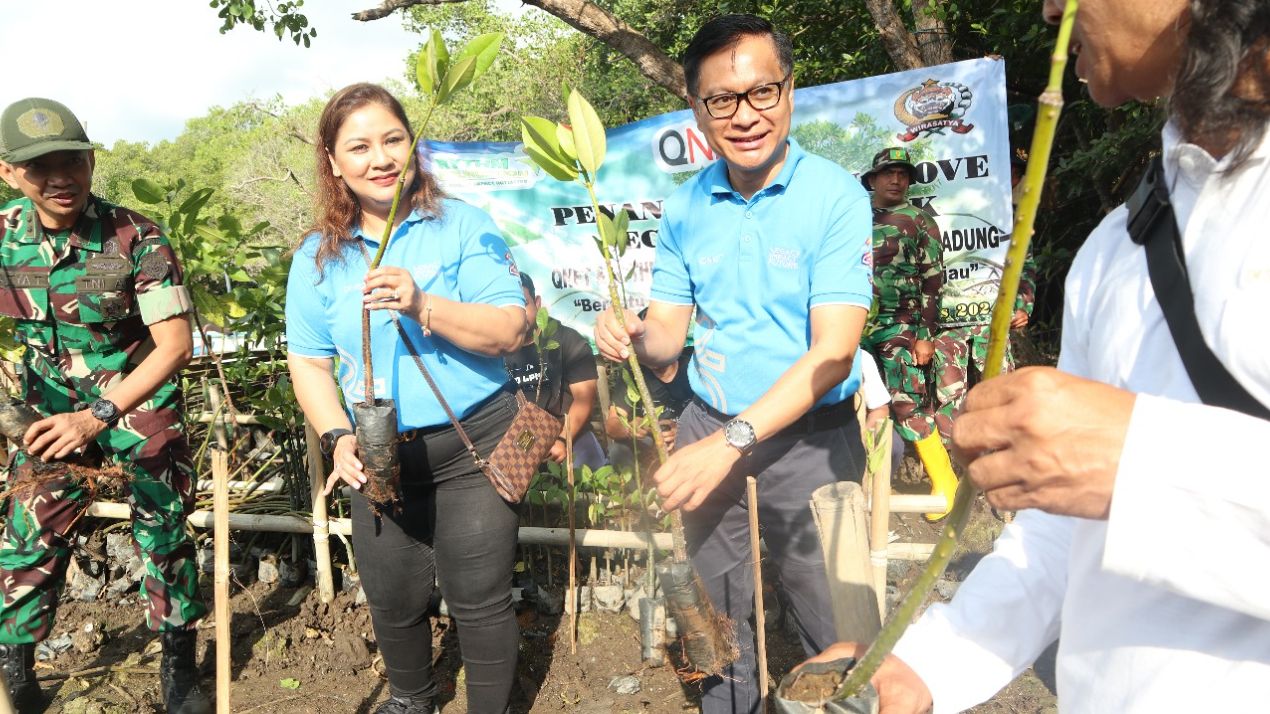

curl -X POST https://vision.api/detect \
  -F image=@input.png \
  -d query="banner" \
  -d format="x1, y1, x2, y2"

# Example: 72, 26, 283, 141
427, 57, 1012, 336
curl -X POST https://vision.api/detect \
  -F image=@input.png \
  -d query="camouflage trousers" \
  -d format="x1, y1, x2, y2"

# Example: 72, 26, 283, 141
931, 325, 1016, 442
0, 425, 207, 644
862, 323, 960, 443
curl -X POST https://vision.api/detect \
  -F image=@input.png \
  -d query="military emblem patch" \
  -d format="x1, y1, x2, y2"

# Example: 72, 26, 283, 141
140, 253, 172, 281
16, 108, 65, 139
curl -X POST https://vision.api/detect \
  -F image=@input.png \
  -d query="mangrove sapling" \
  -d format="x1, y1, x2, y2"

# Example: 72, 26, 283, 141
775, 1, 1080, 709
352, 30, 503, 508
521, 91, 738, 675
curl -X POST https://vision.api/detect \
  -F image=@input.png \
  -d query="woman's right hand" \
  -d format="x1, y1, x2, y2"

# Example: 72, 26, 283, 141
323, 433, 367, 495
594, 307, 644, 362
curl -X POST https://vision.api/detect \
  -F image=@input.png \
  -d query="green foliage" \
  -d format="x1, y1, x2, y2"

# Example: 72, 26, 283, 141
210, 0, 316, 46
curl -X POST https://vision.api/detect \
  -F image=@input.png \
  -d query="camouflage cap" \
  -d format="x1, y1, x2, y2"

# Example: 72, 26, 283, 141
862, 147, 917, 189
0, 98, 93, 164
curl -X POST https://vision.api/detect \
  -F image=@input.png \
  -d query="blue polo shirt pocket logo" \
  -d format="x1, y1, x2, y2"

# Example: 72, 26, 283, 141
767, 247, 802, 270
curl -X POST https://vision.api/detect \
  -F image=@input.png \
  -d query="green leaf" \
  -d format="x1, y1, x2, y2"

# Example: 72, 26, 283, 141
566, 90, 606, 176
544, 340, 560, 350
279, 678, 301, 690
596, 212, 618, 251
523, 144, 577, 182
556, 124, 577, 162
535, 305, 550, 332
437, 55, 477, 104
132, 178, 166, 205
455, 32, 503, 82
415, 38, 436, 95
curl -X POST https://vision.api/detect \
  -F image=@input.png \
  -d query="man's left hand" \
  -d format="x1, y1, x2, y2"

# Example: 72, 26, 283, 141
653, 433, 740, 512
952, 367, 1135, 519
24, 411, 107, 461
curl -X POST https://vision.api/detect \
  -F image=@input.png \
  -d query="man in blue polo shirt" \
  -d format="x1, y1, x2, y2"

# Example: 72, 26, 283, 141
594, 14, 872, 714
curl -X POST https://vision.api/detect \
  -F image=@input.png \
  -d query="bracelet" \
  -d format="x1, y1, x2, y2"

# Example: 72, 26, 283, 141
422, 293, 434, 337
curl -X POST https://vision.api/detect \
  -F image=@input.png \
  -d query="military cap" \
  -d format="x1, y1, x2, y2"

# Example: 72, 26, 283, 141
0, 98, 93, 163
862, 147, 918, 189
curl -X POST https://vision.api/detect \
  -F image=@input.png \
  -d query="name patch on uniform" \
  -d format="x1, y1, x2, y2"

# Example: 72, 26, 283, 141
0, 271, 50, 289
75, 274, 131, 292
86, 256, 130, 273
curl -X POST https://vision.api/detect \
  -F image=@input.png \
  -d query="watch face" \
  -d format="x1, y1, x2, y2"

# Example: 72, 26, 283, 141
91, 400, 118, 422
724, 419, 756, 451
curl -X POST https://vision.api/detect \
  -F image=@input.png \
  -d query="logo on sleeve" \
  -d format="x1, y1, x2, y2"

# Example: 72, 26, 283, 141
505, 251, 520, 277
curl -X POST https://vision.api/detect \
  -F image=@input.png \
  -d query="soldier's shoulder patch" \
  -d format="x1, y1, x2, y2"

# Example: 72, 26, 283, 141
139, 252, 172, 281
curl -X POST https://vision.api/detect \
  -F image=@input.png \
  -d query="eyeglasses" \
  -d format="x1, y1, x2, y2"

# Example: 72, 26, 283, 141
698, 74, 791, 120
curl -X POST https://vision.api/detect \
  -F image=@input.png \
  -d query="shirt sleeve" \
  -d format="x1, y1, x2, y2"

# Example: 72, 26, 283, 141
893, 510, 1072, 713
858, 349, 890, 410
285, 238, 335, 358
558, 324, 598, 385
810, 180, 873, 309
649, 193, 694, 305
1105, 395, 1270, 621
130, 219, 191, 325
453, 206, 527, 308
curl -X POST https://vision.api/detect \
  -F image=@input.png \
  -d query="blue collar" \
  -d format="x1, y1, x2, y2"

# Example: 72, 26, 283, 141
351, 208, 428, 246
707, 137, 805, 200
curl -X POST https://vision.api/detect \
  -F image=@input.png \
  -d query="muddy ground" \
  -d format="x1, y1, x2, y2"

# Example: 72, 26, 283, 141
29, 470, 1056, 714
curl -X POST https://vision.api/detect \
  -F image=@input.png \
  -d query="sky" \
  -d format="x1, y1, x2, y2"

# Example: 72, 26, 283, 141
1, 0, 523, 146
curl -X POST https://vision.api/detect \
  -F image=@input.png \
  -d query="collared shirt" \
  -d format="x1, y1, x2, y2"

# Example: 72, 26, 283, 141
893, 122, 1270, 712
0, 196, 190, 448
649, 138, 873, 415
286, 200, 525, 430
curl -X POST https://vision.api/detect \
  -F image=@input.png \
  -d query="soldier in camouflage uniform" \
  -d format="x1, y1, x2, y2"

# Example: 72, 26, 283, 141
0, 98, 210, 713
860, 147, 957, 520
930, 148, 1038, 439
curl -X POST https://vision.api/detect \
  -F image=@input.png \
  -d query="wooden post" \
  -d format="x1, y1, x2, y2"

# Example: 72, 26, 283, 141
810, 481, 882, 643
304, 423, 336, 603
212, 448, 232, 714
869, 422, 894, 618
0, 669, 15, 713
205, 380, 230, 451
746, 477, 768, 708
565, 418, 578, 654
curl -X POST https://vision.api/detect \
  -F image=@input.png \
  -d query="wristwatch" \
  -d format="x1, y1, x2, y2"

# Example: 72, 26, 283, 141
722, 418, 757, 456
320, 428, 354, 455
89, 399, 120, 426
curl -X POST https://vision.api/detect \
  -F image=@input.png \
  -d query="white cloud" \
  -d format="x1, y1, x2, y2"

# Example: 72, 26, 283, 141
1, 1, 428, 145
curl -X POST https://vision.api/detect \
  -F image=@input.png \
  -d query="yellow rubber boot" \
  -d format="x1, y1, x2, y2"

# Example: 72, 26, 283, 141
915, 429, 957, 521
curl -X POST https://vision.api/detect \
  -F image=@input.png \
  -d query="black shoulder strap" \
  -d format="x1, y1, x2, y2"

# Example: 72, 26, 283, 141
1126, 156, 1270, 420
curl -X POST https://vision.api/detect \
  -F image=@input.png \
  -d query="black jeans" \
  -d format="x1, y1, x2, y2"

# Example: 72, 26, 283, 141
351, 389, 520, 714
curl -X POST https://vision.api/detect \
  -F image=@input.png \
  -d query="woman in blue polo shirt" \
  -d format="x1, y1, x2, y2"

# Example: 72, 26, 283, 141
285, 83, 527, 714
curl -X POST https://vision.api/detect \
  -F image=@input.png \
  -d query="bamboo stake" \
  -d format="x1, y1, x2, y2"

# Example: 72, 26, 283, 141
831, 0, 1079, 699
0, 670, 14, 713
747, 477, 769, 709
212, 448, 231, 714
566, 417, 578, 654
304, 423, 336, 603
869, 423, 893, 617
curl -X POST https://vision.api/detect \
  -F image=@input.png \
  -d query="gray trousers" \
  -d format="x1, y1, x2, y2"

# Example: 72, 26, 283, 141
678, 399, 865, 714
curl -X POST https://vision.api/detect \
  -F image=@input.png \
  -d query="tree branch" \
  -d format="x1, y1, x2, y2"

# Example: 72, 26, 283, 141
352, 0, 466, 21
912, 0, 952, 67
861, 0, 925, 71
352, 0, 687, 101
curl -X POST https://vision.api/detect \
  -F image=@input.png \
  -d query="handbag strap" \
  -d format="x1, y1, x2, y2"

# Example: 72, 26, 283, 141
1126, 157, 1270, 420
356, 240, 515, 466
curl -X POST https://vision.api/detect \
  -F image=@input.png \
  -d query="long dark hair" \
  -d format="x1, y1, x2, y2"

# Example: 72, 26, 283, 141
310, 83, 445, 272
1172, 0, 1270, 169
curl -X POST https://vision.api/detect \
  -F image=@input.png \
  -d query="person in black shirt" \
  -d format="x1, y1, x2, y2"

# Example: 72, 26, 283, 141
504, 273, 606, 469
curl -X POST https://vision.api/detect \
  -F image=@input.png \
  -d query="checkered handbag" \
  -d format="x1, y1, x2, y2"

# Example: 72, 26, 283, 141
392, 318, 560, 503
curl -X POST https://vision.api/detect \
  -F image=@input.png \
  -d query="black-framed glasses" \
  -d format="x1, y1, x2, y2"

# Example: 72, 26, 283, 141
698, 73, 791, 119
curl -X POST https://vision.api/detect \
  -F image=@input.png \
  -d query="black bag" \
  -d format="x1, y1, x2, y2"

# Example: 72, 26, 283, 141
1126, 156, 1269, 420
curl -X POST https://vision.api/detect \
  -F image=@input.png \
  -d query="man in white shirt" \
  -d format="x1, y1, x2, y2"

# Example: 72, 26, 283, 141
803, 0, 1270, 711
